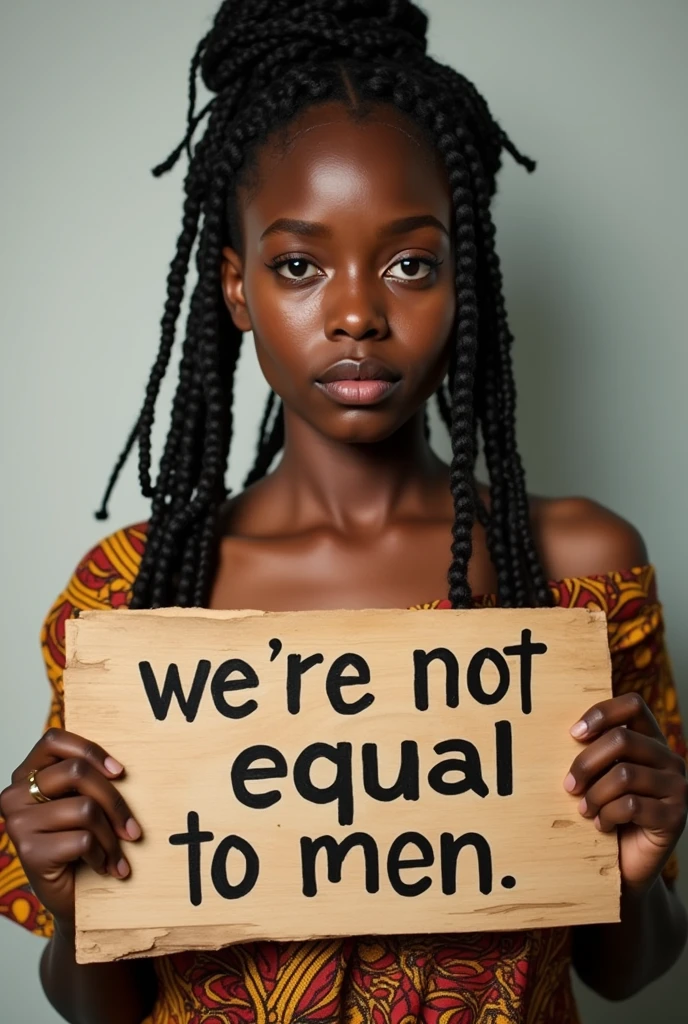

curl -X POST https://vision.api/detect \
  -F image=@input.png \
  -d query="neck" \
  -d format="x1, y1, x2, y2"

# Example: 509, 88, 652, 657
272, 407, 449, 532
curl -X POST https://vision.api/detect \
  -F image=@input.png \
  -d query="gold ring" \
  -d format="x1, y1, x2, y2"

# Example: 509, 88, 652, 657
27, 769, 51, 804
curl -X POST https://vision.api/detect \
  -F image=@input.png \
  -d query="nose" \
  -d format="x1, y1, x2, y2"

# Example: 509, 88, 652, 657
324, 273, 390, 342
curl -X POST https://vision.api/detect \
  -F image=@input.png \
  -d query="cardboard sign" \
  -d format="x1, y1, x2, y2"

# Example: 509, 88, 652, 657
64, 606, 619, 964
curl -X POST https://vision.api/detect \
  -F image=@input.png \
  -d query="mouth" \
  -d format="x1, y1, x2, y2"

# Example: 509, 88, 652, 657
316, 357, 402, 407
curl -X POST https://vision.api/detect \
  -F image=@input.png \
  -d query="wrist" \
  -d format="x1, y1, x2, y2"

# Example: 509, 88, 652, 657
52, 915, 77, 944
620, 873, 663, 915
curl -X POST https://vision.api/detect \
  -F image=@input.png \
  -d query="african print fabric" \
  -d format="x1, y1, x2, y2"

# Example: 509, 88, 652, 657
1, 524, 685, 1023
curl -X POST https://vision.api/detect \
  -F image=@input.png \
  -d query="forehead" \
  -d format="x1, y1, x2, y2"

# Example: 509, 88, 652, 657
240, 102, 451, 232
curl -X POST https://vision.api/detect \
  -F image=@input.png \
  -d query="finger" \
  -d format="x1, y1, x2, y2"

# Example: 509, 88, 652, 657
11, 728, 124, 784
13, 797, 129, 877
570, 693, 665, 744
595, 794, 671, 833
564, 727, 681, 796
33, 829, 118, 879
11, 759, 141, 844
581, 763, 679, 819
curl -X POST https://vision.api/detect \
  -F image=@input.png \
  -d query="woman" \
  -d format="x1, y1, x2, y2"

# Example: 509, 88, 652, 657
0, 1, 686, 1022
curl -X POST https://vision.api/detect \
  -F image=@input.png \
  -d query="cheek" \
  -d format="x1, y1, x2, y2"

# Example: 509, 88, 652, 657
430, 282, 457, 357
245, 276, 322, 396
393, 280, 456, 381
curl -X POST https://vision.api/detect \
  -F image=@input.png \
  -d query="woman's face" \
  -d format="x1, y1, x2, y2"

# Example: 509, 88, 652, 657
222, 102, 456, 444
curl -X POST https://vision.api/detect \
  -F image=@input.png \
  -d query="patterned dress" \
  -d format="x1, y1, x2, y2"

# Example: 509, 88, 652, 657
1, 523, 685, 1024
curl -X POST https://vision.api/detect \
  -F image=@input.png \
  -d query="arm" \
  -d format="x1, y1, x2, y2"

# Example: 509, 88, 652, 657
572, 876, 687, 1000
40, 923, 157, 1024
566, 691, 688, 998
0, 730, 157, 1024
538, 498, 688, 998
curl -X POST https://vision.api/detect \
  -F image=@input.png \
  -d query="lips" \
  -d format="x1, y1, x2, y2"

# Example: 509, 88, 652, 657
316, 358, 401, 407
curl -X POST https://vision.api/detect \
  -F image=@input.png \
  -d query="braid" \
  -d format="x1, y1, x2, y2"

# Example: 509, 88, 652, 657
94, 415, 140, 521
94, 187, 203, 523
103, 0, 551, 610
423, 405, 431, 442
437, 144, 480, 609
465, 133, 551, 605
138, 191, 205, 500
459, 131, 519, 605
435, 383, 489, 532
148, 175, 236, 606
435, 380, 451, 432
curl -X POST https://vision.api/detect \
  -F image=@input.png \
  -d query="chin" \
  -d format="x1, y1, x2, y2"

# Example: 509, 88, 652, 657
319, 410, 415, 445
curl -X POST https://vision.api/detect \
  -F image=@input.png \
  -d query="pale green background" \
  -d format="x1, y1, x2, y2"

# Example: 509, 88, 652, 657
0, 1, 686, 1020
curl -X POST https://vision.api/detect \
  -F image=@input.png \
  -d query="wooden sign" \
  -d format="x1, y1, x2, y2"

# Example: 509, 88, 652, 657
64, 606, 619, 964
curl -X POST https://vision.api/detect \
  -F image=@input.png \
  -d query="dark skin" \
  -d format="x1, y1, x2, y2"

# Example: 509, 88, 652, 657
1, 102, 686, 1024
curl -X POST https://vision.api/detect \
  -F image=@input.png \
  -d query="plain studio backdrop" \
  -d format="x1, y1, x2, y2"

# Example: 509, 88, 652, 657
0, 1, 686, 1020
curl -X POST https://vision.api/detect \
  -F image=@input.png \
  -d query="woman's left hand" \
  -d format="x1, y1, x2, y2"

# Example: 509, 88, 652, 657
565, 692, 688, 891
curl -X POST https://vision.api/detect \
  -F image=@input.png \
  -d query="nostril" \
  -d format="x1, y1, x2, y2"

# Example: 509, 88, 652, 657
332, 326, 383, 341
325, 303, 390, 342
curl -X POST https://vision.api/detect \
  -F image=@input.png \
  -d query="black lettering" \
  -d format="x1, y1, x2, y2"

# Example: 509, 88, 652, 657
211, 659, 259, 719
169, 811, 214, 906
428, 739, 489, 798
231, 745, 288, 809
293, 742, 354, 826
287, 653, 325, 714
300, 833, 379, 897
495, 721, 513, 796
387, 832, 434, 897
467, 648, 510, 705
503, 629, 548, 715
139, 660, 210, 722
362, 741, 419, 803
412, 648, 459, 711
326, 654, 374, 715
440, 831, 493, 895
211, 835, 260, 900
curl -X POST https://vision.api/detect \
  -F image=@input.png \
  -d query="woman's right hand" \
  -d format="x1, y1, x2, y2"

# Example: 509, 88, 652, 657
0, 728, 142, 933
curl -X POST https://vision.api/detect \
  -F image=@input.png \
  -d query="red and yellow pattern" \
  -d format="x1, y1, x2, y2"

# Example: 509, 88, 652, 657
1, 524, 685, 1023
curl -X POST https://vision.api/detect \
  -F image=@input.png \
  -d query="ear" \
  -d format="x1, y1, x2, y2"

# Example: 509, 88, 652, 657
221, 246, 252, 332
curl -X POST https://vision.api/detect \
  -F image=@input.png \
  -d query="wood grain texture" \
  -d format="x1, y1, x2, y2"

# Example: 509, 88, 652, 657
64, 606, 619, 963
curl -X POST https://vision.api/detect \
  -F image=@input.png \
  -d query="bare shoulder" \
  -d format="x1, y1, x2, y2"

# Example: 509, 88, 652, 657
529, 495, 648, 581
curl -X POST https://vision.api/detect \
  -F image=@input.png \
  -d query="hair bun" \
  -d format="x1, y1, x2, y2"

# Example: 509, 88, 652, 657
201, 0, 429, 95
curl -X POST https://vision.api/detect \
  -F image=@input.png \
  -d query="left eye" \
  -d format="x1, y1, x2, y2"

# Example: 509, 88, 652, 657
386, 258, 435, 281
275, 259, 320, 280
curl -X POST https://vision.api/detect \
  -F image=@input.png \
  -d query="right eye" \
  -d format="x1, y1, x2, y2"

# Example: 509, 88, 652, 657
274, 259, 320, 280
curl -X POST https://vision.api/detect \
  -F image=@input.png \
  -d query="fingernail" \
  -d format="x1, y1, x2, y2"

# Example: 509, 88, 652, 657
126, 818, 142, 841
104, 756, 124, 775
594, 816, 602, 831
564, 773, 577, 792
570, 720, 588, 739
578, 797, 588, 815
117, 858, 130, 878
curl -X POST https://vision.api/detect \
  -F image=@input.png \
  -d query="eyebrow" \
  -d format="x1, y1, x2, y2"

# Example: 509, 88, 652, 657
260, 218, 331, 241
383, 214, 449, 238
259, 213, 449, 242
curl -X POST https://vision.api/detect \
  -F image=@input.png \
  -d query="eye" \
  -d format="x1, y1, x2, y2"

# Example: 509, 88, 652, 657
386, 257, 440, 281
273, 258, 320, 280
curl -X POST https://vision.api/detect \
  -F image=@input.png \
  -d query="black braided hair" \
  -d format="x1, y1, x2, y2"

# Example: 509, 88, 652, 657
97, 0, 552, 610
